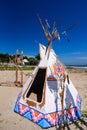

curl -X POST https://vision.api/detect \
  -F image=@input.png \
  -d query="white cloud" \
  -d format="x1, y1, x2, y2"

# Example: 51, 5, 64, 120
59, 51, 87, 57
70, 52, 82, 55
24, 55, 35, 58
76, 56, 87, 60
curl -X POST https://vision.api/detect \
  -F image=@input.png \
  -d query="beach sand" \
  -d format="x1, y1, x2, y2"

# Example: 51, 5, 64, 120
0, 70, 87, 130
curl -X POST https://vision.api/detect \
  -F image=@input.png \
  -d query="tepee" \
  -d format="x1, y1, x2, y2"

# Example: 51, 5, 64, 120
14, 17, 82, 128
14, 44, 82, 128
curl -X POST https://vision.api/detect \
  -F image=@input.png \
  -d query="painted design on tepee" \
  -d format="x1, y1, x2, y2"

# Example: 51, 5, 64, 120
14, 16, 82, 128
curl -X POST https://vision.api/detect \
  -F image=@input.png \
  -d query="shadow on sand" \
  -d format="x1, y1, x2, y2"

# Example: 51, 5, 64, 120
55, 114, 87, 130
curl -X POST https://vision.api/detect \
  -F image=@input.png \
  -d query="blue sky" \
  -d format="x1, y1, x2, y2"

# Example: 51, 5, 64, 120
0, 0, 87, 65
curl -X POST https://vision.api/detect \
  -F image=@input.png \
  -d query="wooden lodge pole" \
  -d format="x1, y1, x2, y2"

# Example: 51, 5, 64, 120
20, 67, 23, 87
15, 50, 24, 87
20, 51, 23, 87
15, 65, 18, 86
15, 49, 19, 86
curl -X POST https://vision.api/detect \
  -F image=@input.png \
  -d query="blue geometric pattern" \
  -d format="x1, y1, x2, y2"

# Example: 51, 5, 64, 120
38, 118, 52, 128
23, 111, 32, 120
14, 99, 82, 128
14, 104, 19, 113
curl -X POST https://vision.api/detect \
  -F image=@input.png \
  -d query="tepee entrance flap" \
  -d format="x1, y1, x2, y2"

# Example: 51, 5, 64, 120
22, 67, 47, 108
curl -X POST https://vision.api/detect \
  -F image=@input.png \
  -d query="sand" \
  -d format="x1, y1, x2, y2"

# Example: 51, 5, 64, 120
0, 70, 87, 130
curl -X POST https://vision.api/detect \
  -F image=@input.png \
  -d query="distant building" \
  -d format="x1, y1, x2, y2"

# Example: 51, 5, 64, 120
23, 59, 29, 66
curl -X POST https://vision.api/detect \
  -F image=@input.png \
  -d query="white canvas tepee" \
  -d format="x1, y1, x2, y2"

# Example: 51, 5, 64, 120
14, 43, 82, 128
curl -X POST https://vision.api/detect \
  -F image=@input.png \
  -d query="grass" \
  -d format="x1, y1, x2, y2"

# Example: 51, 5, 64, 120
66, 66, 74, 69
0, 66, 35, 71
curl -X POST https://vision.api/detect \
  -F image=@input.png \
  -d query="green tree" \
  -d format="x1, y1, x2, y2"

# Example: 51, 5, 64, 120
0, 53, 9, 62
35, 53, 40, 61
28, 57, 38, 65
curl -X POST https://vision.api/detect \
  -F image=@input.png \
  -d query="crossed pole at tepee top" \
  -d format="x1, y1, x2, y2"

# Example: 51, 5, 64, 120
37, 14, 60, 59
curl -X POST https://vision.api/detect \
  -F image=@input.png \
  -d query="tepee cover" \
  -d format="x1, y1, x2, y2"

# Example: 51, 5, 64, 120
14, 44, 82, 128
